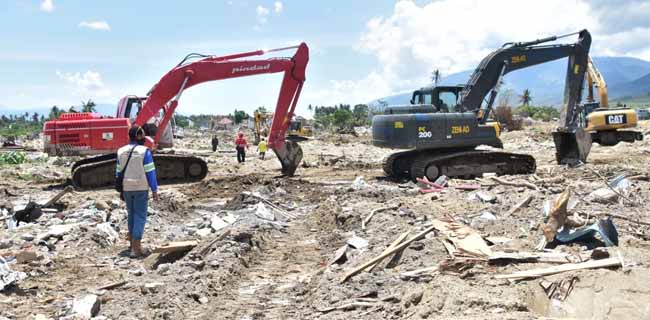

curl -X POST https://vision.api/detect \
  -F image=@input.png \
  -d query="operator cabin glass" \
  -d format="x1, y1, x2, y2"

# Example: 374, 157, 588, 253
439, 91, 459, 112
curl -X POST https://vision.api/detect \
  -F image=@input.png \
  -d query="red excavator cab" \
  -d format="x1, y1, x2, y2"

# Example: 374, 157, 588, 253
43, 112, 130, 156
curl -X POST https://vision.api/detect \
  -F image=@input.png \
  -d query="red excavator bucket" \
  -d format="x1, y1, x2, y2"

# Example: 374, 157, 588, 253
552, 127, 592, 165
273, 140, 303, 176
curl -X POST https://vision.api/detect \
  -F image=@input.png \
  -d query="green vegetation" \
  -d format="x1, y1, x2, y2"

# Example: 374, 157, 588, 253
0, 113, 44, 137
313, 104, 371, 129
0, 151, 26, 165
233, 109, 249, 124
515, 105, 560, 121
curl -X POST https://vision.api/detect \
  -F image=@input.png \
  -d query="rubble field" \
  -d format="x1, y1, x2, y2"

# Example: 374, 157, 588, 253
2, 121, 650, 320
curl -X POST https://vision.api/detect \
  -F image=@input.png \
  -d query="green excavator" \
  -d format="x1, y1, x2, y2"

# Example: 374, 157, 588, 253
372, 30, 593, 181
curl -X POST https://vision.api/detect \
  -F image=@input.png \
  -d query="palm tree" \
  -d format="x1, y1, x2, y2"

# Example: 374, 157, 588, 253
81, 99, 97, 112
431, 69, 441, 86
520, 89, 532, 106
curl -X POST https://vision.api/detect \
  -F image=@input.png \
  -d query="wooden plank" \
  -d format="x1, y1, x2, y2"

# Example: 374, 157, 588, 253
507, 193, 534, 215
362, 205, 399, 230
488, 251, 586, 264
494, 256, 622, 280
153, 241, 198, 254
365, 230, 410, 272
97, 280, 127, 291
340, 225, 436, 283
431, 219, 492, 258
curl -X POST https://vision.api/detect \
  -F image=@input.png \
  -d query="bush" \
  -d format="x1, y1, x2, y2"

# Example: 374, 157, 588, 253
515, 105, 559, 121
493, 106, 523, 131
0, 151, 26, 165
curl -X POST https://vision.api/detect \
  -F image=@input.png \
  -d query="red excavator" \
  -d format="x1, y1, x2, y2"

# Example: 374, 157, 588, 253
43, 43, 309, 190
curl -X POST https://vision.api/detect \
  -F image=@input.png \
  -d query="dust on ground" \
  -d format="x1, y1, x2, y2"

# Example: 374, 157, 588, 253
1, 121, 650, 319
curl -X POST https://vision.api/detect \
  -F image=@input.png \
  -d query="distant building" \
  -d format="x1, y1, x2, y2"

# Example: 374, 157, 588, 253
212, 117, 233, 130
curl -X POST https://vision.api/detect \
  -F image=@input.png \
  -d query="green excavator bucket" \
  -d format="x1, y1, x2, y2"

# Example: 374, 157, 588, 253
552, 127, 592, 165
273, 140, 303, 176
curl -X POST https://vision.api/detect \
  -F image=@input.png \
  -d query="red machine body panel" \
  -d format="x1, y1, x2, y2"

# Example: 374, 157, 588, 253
43, 113, 130, 156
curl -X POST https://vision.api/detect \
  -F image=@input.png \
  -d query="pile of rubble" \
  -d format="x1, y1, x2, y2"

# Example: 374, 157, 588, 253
1, 123, 650, 319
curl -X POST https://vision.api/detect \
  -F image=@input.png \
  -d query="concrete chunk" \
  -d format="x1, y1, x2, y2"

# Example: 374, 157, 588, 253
71, 294, 100, 319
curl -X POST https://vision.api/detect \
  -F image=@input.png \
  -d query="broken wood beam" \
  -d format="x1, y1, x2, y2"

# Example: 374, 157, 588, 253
361, 205, 399, 230
365, 230, 410, 272
153, 240, 198, 254
341, 225, 436, 283
489, 176, 538, 191
494, 256, 623, 280
97, 280, 127, 291
507, 193, 534, 215
42, 186, 73, 208
199, 229, 232, 256
400, 265, 439, 279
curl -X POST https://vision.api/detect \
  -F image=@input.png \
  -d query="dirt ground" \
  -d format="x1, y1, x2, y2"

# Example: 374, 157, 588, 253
2, 120, 650, 319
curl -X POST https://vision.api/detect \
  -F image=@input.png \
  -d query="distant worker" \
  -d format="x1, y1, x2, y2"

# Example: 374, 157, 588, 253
258, 137, 268, 160
211, 134, 219, 152
235, 132, 249, 163
115, 125, 159, 258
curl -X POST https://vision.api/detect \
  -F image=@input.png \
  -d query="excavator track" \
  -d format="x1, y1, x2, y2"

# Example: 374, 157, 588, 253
383, 149, 535, 182
71, 154, 208, 190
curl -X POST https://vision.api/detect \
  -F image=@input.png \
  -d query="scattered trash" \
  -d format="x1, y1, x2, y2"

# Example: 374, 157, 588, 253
539, 276, 578, 301
253, 202, 275, 221
351, 176, 371, 191
0, 256, 27, 291
555, 217, 619, 247
475, 191, 497, 203
346, 235, 369, 250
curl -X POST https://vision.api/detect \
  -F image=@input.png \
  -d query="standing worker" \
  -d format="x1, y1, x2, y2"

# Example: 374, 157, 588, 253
116, 125, 159, 258
235, 132, 249, 163
211, 134, 219, 152
257, 137, 267, 160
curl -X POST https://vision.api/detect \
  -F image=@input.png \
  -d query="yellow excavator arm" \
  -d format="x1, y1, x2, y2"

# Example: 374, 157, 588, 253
586, 56, 608, 108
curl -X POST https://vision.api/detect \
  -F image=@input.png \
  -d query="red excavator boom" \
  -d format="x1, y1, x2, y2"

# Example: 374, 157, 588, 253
43, 43, 309, 190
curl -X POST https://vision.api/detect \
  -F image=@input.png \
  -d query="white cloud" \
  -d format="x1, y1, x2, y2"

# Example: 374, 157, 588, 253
78, 21, 111, 31
56, 70, 110, 98
256, 5, 270, 25
40, 0, 54, 12
319, 0, 650, 104
274, 1, 283, 14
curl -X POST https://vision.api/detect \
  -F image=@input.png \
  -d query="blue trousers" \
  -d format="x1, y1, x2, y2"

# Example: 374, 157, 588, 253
123, 190, 148, 241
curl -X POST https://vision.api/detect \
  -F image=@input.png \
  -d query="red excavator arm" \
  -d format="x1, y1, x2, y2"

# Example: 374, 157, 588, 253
134, 43, 309, 174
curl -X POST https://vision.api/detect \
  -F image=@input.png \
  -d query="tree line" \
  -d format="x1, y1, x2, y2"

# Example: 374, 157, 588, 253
309, 103, 371, 129
1, 100, 98, 137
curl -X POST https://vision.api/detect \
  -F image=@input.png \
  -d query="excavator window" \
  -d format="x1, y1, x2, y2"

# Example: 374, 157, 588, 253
439, 91, 458, 112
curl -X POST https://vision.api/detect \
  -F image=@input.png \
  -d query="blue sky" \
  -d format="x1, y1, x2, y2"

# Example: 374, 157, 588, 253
2, 0, 650, 116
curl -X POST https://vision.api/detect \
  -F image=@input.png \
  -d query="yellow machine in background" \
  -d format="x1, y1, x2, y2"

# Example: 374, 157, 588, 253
288, 117, 313, 140
583, 57, 643, 146
254, 111, 312, 144
253, 111, 273, 144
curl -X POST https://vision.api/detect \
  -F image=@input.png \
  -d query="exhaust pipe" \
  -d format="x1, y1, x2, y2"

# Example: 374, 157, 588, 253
552, 127, 592, 165
273, 140, 303, 176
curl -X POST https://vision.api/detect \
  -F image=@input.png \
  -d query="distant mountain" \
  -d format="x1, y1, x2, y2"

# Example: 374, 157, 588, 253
609, 72, 650, 100
370, 56, 650, 108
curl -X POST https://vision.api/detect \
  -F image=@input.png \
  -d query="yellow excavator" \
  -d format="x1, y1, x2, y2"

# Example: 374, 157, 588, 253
583, 57, 643, 146
254, 111, 312, 144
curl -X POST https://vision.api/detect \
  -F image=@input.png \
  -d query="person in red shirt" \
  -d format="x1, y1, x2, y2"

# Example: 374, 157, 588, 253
235, 132, 249, 163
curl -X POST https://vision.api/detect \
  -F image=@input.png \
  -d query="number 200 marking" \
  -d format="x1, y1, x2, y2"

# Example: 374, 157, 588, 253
418, 131, 432, 138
